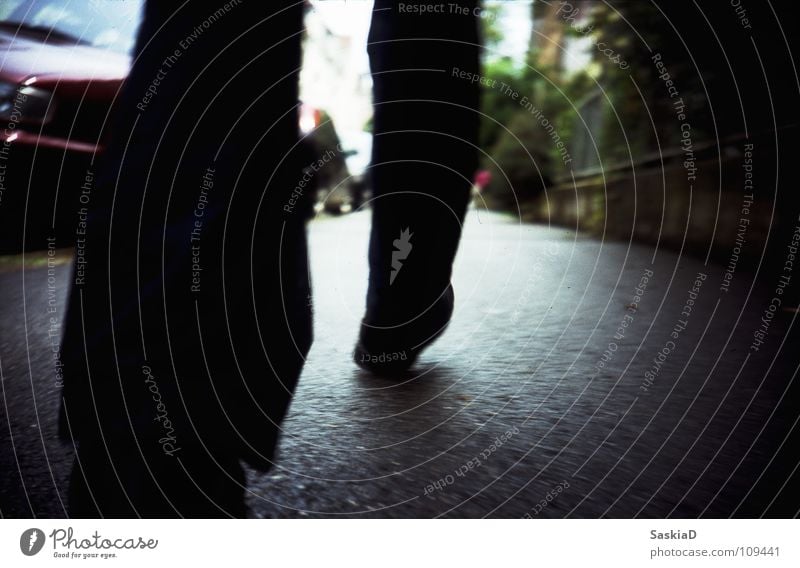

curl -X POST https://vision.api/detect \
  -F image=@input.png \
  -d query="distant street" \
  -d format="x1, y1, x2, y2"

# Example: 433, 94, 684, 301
2, 209, 799, 518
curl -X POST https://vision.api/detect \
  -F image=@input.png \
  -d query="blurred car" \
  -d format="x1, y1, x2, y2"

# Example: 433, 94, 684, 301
300, 107, 353, 215
0, 0, 342, 251
336, 128, 371, 212
0, 0, 142, 251
304, 124, 372, 216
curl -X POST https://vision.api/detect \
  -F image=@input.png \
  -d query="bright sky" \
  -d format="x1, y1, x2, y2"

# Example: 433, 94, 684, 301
311, 0, 534, 66
305, 0, 536, 133
493, 0, 534, 62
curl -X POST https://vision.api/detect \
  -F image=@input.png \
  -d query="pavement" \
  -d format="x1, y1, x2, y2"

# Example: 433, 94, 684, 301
2, 209, 799, 518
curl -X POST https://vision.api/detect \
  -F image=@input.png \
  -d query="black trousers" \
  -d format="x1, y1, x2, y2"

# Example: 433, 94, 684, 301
62, 0, 480, 517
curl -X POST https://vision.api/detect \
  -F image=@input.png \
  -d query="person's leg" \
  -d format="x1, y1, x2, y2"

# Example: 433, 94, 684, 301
60, 0, 309, 517
68, 430, 246, 518
357, 1, 481, 372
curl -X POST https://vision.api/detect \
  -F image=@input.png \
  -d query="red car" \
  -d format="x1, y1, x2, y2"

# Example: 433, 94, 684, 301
0, 1, 340, 252
0, 0, 142, 251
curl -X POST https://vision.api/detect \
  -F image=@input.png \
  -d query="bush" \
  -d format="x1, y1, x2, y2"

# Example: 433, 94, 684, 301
481, 111, 553, 208
479, 58, 529, 153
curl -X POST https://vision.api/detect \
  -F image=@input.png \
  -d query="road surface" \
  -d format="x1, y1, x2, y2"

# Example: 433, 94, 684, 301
2, 209, 799, 518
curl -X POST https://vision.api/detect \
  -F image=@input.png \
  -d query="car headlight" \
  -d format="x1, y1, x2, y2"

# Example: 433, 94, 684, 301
0, 80, 54, 125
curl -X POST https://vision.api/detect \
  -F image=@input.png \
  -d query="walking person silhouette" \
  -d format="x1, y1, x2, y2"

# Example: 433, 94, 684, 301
60, 0, 480, 517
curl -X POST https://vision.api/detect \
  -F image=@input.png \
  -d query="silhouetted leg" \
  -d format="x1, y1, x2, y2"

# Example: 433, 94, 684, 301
67, 430, 246, 518
356, 0, 481, 372
60, 1, 310, 517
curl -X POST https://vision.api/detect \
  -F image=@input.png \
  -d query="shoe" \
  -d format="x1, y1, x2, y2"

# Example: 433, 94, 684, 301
353, 283, 454, 375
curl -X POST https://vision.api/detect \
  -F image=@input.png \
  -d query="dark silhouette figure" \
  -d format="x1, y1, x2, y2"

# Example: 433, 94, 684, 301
59, 0, 479, 517
355, 0, 479, 374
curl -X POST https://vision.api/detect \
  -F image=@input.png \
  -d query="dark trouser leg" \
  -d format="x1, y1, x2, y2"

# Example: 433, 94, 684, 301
68, 432, 246, 518
62, 1, 309, 517
358, 1, 481, 368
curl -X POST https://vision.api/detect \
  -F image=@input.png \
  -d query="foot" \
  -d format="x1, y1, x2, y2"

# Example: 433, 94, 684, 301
353, 284, 454, 375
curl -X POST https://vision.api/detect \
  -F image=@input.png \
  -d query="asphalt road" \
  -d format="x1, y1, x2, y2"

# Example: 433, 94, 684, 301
2, 209, 799, 518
